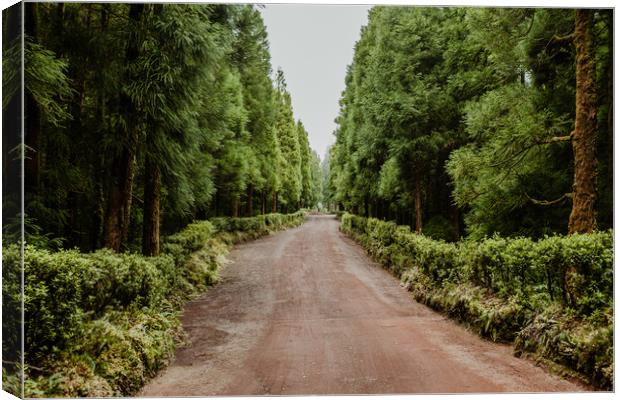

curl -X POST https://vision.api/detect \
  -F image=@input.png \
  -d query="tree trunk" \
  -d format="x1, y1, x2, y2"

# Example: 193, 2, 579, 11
100, 4, 109, 31
605, 13, 613, 211
568, 10, 598, 234
102, 137, 136, 251
232, 198, 239, 217
272, 192, 277, 213
414, 175, 423, 233
102, 4, 144, 251
451, 202, 460, 241
247, 185, 254, 216
142, 158, 161, 256
261, 192, 266, 214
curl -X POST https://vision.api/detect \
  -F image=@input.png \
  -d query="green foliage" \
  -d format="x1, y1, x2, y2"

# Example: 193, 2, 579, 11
329, 7, 498, 226
2, 244, 22, 383
23, 310, 179, 397
423, 216, 456, 242
515, 305, 613, 389
24, 40, 73, 126
446, 84, 573, 239
340, 213, 613, 389
161, 221, 215, 265
24, 3, 320, 252
328, 7, 612, 238
274, 72, 303, 211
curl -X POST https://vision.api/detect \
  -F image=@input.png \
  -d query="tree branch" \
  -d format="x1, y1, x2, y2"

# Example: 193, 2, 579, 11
545, 31, 575, 53
552, 32, 575, 43
132, 193, 144, 205
535, 131, 573, 145
525, 192, 572, 206
522, 14, 536, 37
536, 135, 571, 144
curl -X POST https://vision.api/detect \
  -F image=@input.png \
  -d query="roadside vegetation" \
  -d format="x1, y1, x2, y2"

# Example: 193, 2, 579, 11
3, 212, 306, 397
341, 213, 612, 389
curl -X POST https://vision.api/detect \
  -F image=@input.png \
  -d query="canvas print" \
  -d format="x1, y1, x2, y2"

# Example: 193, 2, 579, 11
1, 1, 614, 397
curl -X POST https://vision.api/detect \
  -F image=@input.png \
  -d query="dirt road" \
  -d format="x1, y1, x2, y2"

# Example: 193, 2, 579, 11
140, 215, 583, 396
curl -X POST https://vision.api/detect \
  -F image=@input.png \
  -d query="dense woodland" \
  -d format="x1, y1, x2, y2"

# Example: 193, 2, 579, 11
325, 8, 612, 241
1, 4, 615, 395
4, 3, 321, 255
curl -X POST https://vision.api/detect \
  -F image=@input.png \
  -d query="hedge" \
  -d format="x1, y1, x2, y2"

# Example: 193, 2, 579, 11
341, 213, 613, 389
2, 211, 306, 397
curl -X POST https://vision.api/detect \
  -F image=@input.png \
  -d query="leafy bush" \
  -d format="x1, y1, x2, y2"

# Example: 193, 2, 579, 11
161, 220, 214, 265
11, 212, 306, 397
423, 215, 456, 242
341, 213, 613, 389
514, 305, 613, 389
2, 244, 22, 377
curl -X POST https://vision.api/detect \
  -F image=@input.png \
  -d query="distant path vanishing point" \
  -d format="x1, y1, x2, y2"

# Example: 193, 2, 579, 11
140, 214, 584, 396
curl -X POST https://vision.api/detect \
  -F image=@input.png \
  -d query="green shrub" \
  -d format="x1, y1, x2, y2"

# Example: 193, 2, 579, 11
423, 215, 456, 242
161, 220, 214, 265
515, 306, 613, 389
2, 244, 22, 376
24, 246, 89, 361
81, 250, 173, 315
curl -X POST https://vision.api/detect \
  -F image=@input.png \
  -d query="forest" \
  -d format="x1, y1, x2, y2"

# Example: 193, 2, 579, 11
1, 3, 615, 397
3, 2, 322, 255
325, 7, 612, 241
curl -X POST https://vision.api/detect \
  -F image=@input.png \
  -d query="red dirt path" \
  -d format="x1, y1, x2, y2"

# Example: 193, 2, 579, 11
139, 215, 584, 396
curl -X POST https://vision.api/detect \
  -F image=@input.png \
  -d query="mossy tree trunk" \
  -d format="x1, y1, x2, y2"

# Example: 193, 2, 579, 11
102, 4, 144, 251
142, 157, 161, 256
414, 174, 423, 233
568, 10, 598, 234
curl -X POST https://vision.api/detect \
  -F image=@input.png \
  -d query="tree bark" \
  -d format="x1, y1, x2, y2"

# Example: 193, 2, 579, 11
232, 198, 239, 217
414, 174, 423, 233
568, 10, 598, 234
261, 192, 266, 214
142, 157, 161, 256
247, 185, 254, 216
451, 202, 460, 241
102, 4, 144, 251
102, 136, 137, 251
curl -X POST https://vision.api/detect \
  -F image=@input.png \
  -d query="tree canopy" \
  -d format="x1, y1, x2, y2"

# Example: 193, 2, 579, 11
327, 7, 612, 240
14, 3, 322, 255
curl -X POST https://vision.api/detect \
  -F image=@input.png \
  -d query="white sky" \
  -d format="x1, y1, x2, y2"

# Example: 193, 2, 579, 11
259, 4, 371, 161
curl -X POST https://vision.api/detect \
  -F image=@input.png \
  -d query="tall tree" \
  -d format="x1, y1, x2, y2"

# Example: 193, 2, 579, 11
568, 9, 598, 234
274, 69, 302, 212
102, 3, 145, 251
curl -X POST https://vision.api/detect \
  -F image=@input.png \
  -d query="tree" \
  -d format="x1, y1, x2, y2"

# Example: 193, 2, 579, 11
273, 69, 302, 212
102, 3, 145, 252
568, 9, 598, 234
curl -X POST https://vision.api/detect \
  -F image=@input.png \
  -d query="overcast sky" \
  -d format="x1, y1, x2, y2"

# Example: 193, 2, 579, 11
259, 4, 371, 161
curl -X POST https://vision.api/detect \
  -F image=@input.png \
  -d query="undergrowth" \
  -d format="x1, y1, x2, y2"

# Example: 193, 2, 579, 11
341, 213, 613, 390
3, 211, 306, 397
